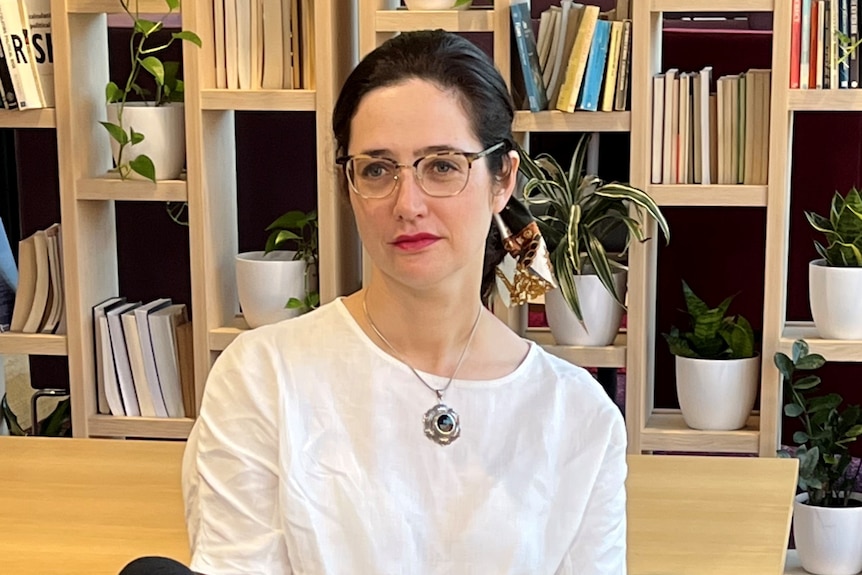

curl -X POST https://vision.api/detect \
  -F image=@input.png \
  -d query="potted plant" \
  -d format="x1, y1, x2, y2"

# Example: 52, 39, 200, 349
517, 133, 670, 346
100, 0, 201, 182
805, 187, 862, 339
236, 209, 319, 329
777, 339, 862, 575
663, 280, 759, 431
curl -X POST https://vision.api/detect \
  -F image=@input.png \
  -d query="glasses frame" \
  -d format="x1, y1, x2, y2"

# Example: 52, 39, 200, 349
335, 141, 508, 199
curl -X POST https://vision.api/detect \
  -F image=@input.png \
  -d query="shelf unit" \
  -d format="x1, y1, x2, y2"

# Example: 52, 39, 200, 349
628, 0, 778, 455
358, 1, 633, 377
762, 2, 862, 454
184, 0, 359, 416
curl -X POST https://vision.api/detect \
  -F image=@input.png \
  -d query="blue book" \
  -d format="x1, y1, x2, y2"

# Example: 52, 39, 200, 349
0, 217, 17, 331
510, 0, 548, 112
577, 19, 611, 112
840, 0, 850, 87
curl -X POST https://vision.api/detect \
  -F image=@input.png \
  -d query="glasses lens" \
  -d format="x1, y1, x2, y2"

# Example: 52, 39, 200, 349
417, 153, 470, 197
348, 157, 398, 198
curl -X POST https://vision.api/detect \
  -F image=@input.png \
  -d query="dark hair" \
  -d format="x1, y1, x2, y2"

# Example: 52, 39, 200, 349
332, 30, 514, 303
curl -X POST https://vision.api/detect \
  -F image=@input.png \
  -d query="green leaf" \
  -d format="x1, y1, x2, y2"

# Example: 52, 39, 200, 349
793, 430, 810, 444
105, 81, 123, 103
129, 154, 156, 183
785, 403, 805, 417
773, 351, 795, 380
129, 127, 145, 145
266, 210, 309, 231
99, 121, 128, 145
846, 424, 862, 438
173, 30, 203, 48
681, 280, 710, 318
140, 56, 165, 86
791, 339, 810, 362
134, 18, 162, 36
286, 297, 304, 309
796, 352, 827, 371
793, 374, 822, 390
165, 0, 180, 10
808, 393, 842, 413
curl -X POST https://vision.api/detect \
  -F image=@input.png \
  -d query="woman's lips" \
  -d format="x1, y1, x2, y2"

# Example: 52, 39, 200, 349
392, 233, 440, 251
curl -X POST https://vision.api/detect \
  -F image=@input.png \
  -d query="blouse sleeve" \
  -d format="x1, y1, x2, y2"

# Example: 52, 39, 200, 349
557, 408, 628, 575
182, 334, 293, 575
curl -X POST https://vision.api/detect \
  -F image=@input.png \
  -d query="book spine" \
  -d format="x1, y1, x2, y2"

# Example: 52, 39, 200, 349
510, 0, 548, 112
851, 0, 859, 87
600, 20, 621, 112
613, 19, 632, 111
25, 0, 54, 107
791, 0, 803, 88
824, 0, 832, 88
0, 0, 42, 108
801, 0, 812, 89
555, 5, 598, 113
810, 0, 820, 88
576, 19, 610, 112
840, 0, 849, 88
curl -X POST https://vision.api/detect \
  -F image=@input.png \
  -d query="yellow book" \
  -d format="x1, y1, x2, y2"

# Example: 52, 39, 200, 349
600, 20, 623, 112
555, 4, 599, 113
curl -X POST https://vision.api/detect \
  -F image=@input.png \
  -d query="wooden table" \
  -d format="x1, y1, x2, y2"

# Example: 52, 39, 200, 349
0, 436, 188, 575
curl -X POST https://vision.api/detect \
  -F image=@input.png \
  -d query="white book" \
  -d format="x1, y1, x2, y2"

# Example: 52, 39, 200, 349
21, 0, 52, 106
661, 68, 678, 184
149, 304, 189, 418
134, 298, 172, 417
92, 297, 126, 416
122, 310, 157, 417
22, 228, 49, 333
106, 301, 141, 416
697, 66, 712, 185
235, 0, 251, 89
650, 74, 664, 184
260, 0, 282, 88
225, 0, 239, 89
546, 0, 575, 107
40, 224, 62, 334
280, 0, 293, 89
0, 0, 43, 108
678, 72, 691, 184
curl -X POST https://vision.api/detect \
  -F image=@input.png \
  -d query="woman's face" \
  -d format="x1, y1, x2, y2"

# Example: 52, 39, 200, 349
346, 78, 517, 293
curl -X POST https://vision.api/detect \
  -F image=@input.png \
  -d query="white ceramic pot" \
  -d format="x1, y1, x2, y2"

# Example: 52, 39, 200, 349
809, 259, 862, 340
236, 251, 313, 328
404, 0, 472, 9
794, 492, 862, 575
544, 271, 626, 346
106, 102, 185, 181
675, 355, 760, 431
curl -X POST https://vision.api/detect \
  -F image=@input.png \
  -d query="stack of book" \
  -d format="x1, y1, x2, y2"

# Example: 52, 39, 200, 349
210, 0, 313, 90
510, 0, 632, 113
791, 0, 861, 89
9, 222, 65, 333
93, 297, 194, 419
0, 0, 53, 110
650, 67, 772, 186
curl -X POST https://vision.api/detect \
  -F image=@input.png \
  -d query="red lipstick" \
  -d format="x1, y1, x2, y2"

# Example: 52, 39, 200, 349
392, 233, 440, 251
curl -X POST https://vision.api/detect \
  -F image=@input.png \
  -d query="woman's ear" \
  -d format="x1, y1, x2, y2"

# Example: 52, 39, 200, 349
492, 150, 520, 214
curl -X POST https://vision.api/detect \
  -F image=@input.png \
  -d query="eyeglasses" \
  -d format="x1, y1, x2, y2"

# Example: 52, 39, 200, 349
336, 141, 507, 199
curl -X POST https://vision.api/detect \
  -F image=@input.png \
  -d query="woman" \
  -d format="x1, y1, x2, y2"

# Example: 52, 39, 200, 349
182, 30, 627, 575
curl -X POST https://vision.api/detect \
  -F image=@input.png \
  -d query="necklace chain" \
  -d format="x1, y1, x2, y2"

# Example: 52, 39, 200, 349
362, 292, 482, 401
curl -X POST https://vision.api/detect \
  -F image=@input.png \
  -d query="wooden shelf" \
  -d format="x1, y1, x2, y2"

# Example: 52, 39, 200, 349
66, 0, 177, 13
640, 411, 760, 453
788, 89, 862, 111
200, 89, 316, 111
87, 415, 194, 439
647, 184, 768, 207
526, 329, 627, 368
651, 0, 773, 11
0, 108, 55, 129
76, 177, 188, 201
780, 321, 862, 362
208, 316, 249, 351
0, 333, 67, 356
376, 8, 494, 32
513, 110, 630, 133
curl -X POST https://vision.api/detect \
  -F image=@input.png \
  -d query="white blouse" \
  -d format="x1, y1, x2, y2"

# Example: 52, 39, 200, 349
183, 299, 627, 575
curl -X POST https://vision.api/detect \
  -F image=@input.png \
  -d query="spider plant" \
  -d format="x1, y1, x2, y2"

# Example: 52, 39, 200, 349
517, 133, 670, 322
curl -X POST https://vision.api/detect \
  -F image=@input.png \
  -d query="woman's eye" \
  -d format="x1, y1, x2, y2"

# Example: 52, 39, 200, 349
361, 162, 392, 179
429, 159, 460, 174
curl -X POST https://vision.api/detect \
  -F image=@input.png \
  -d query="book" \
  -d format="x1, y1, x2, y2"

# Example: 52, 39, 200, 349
791, 0, 802, 88
839, 0, 849, 88
134, 297, 172, 417
695, 66, 712, 185
0, 40, 16, 109
122, 309, 157, 417
22, 228, 49, 333
613, 19, 632, 111
0, 0, 43, 108
600, 20, 622, 112
546, 1, 578, 107
576, 19, 610, 112
92, 296, 126, 415
39, 223, 63, 334
510, 0, 548, 112
850, 0, 859, 87
9, 233, 34, 332
106, 300, 142, 416
542, 7, 561, 89
0, 217, 15, 331
149, 303, 190, 418
816, 0, 826, 89
536, 8, 554, 73
22, 0, 52, 107
801, 0, 812, 89
650, 74, 664, 184
678, 72, 691, 184
555, 4, 599, 113
661, 68, 678, 184
280, 0, 293, 89
810, 0, 820, 89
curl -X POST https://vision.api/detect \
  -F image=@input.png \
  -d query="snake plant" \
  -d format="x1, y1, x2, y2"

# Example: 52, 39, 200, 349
805, 187, 862, 267
516, 134, 669, 322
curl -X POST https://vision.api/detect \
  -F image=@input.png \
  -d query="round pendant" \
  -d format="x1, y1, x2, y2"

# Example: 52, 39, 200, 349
423, 403, 461, 446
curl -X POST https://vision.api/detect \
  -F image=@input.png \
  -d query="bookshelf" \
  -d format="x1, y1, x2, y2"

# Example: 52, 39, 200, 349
628, 1, 779, 455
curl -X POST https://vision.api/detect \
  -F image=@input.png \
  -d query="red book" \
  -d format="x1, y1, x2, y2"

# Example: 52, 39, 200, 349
809, 1, 819, 88
791, 0, 803, 88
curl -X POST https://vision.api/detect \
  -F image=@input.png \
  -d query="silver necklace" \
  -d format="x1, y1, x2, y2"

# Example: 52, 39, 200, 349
362, 293, 482, 446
